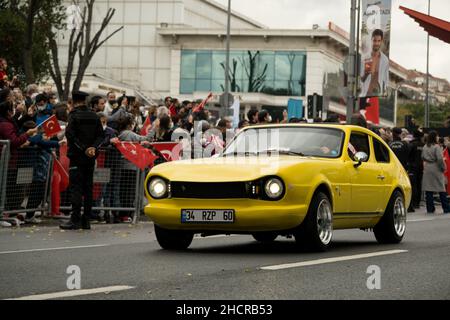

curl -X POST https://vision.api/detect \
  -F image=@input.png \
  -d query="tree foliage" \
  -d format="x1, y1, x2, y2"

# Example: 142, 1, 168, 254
0, 0, 66, 85
397, 101, 450, 128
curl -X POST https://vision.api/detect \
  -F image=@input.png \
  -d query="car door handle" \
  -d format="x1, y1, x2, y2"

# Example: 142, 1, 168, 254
377, 175, 385, 180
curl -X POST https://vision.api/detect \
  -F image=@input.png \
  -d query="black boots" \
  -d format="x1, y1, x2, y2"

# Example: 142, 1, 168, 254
59, 214, 90, 230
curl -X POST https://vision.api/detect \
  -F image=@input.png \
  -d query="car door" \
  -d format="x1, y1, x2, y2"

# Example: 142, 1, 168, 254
346, 131, 384, 214
371, 136, 394, 212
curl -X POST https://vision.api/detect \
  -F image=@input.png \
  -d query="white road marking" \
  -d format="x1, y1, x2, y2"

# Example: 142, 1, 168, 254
0, 244, 109, 255
260, 249, 408, 271
408, 218, 435, 222
5, 285, 135, 300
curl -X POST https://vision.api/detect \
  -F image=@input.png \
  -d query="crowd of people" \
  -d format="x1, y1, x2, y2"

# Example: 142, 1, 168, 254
1, 55, 449, 227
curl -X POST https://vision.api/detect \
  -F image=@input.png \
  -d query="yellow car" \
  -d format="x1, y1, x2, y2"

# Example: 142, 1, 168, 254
144, 124, 411, 251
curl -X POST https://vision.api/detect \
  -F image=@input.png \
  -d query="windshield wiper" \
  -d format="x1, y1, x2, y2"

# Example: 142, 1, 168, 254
223, 151, 258, 157
258, 149, 305, 156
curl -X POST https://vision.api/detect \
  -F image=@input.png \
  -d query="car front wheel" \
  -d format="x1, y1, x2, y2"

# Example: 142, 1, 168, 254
295, 192, 333, 252
154, 224, 194, 250
374, 190, 406, 244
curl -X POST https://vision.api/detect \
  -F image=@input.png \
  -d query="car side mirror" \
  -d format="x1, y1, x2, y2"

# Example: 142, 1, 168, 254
353, 151, 368, 168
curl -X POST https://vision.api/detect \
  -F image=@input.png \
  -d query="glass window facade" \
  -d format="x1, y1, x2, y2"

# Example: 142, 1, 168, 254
180, 50, 307, 96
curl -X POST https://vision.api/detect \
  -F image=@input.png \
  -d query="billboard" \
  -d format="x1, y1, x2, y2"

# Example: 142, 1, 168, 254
360, 0, 392, 98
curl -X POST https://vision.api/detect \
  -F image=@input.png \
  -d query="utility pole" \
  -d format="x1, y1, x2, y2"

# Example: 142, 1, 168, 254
223, 0, 232, 119
347, 0, 358, 124
425, 0, 430, 128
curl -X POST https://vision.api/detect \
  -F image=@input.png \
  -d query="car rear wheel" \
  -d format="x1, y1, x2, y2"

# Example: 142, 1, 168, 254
154, 224, 194, 250
295, 192, 333, 252
252, 232, 278, 243
374, 190, 406, 244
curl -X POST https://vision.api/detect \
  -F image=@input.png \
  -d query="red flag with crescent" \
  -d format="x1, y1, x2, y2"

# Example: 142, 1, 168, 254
193, 92, 213, 113
40, 115, 62, 138
140, 116, 152, 136
114, 141, 158, 170
365, 97, 380, 125
169, 103, 177, 116
150, 142, 182, 161
53, 156, 69, 192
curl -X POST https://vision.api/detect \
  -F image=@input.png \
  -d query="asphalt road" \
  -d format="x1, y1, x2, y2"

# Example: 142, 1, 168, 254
0, 207, 449, 300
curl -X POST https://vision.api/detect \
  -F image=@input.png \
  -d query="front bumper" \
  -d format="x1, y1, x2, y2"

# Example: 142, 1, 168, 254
144, 198, 308, 232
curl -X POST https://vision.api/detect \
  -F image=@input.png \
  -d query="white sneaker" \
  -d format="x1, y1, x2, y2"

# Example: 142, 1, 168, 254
0, 221, 12, 227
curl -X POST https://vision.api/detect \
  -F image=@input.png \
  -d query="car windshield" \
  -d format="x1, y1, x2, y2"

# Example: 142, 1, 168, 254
223, 126, 345, 158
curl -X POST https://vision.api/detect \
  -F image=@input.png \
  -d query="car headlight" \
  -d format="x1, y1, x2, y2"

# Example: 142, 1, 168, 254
148, 177, 168, 199
263, 177, 284, 200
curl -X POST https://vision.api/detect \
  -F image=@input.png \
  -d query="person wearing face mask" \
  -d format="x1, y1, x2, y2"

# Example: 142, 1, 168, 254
35, 93, 53, 125
0, 91, 38, 222
258, 110, 272, 125
104, 91, 116, 116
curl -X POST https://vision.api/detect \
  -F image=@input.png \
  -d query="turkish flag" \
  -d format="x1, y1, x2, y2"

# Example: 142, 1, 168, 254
444, 148, 450, 195
40, 115, 62, 138
169, 103, 177, 116
193, 92, 213, 113
115, 141, 159, 170
150, 142, 182, 161
140, 116, 152, 136
365, 97, 380, 125
53, 156, 69, 192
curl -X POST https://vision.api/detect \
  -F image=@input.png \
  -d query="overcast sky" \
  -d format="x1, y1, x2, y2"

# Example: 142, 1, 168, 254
215, 0, 450, 81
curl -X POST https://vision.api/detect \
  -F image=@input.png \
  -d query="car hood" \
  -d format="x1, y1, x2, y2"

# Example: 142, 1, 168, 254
150, 155, 323, 182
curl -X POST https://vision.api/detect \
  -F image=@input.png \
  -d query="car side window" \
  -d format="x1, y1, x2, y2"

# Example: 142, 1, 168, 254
348, 132, 370, 161
373, 137, 390, 163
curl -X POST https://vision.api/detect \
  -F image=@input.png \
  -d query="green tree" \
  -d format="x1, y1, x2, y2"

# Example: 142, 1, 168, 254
397, 102, 450, 128
0, 0, 66, 84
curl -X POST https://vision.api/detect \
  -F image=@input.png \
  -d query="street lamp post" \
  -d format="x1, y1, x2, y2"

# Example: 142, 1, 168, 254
223, 0, 232, 118
347, 0, 358, 123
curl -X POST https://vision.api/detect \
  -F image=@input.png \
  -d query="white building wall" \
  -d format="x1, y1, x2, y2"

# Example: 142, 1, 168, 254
305, 51, 325, 97
55, 0, 260, 99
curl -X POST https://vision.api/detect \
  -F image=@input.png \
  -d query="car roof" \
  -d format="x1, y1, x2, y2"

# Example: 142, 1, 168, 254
243, 123, 374, 135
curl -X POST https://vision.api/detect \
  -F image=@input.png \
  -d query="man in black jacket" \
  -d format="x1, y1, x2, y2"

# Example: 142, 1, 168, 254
408, 130, 425, 209
60, 91, 105, 230
389, 127, 413, 211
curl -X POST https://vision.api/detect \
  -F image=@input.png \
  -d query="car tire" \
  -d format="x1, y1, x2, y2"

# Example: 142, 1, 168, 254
294, 192, 333, 252
154, 224, 194, 250
252, 232, 278, 243
374, 190, 406, 244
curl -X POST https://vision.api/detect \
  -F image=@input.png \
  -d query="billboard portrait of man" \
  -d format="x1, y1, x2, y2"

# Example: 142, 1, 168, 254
360, 0, 392, 98
360, 29, 389, 97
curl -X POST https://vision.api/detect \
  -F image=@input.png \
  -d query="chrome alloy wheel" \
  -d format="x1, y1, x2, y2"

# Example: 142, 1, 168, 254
393, 197, 407, 237
317, 199, 333, 245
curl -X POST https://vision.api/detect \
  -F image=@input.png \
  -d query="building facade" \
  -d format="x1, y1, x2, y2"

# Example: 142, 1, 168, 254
56, 0, 409, 126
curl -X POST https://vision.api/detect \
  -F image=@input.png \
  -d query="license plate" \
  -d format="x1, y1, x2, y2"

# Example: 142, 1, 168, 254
181, 209, 235, 223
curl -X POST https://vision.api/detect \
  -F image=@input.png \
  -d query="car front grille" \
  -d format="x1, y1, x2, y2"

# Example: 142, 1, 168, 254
170, 181, 250, 199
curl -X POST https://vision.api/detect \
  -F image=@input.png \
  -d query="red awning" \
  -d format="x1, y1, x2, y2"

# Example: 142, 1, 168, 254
399, 6, 450, 44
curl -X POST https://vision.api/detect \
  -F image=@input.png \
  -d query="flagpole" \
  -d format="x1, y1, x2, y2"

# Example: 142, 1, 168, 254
425, 0, 430, 128
223, 0, 231, 119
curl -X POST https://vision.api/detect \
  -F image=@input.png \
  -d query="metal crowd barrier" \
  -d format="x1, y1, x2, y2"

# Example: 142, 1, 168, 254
0, 141, 146, 226
58, 146, 146, 224
0, 140, 52, 225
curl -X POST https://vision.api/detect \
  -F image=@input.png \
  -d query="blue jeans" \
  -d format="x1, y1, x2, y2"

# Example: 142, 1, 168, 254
425, 191, 450, 213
